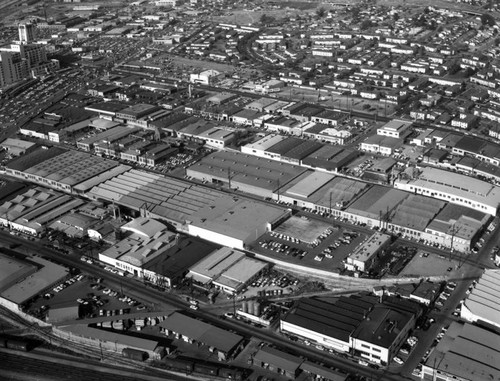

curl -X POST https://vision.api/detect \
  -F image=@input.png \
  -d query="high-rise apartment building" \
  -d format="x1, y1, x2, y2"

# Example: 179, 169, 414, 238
0, 51, 29, 87
18, 23, 35, 44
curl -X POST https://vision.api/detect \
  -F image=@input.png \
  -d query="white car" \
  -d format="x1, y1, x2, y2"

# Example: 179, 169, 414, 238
189, 304, 199, 310
394, 357, 404, 365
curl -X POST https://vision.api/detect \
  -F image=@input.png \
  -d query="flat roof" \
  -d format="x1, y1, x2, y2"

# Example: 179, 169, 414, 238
0, 252, 38, 292
186, 150, 306, 192
266, 136, 304, 155
390, 194, 445, 231
347, 185, 408, 220
245, 97, 278, 110
243, 134, 287, 152
159, 312, 243, 353
0, 251, 69, 305
352, 305, 414, 348
6, 146, 66, 172
348, 232, 391, 263
283, 140, 323, 161
189, 196, 289, 242
0, 138, 36, 150
283, 296, 373, 342
117, 103, 158, 117
285, 171, 335, 198
143, 236, 219, 280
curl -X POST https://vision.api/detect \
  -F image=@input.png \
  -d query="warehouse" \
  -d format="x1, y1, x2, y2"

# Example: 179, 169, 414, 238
143, 236, 218, 288
187, 196, 291, 250
277, 171, 368, 215
422, 322, 500, 381
5, 148, 121, 194
240, 134, 288, 159
345, 186, 408, 228
280, 140, 323, 165
0, 138, 36, 156
187, 247, 269, 295
388, 194, 446, 238
394, 167, 500, 215
302, 145, 359, 172
88, 169, 291, 250
98, 218, 181, 285
55, 324, 164, 360
0, 187, 84, 236
186, 150, 306, 198
423, 204, 488, 252
460, 269, 500, 330
299, 361, 347, 381
280, 296, 375, 353
159, 312, 243, 360
0, 249, 69, 312
252, 346, 303, 379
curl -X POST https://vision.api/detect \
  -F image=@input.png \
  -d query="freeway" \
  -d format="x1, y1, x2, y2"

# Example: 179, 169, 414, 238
1, 230, 415, 381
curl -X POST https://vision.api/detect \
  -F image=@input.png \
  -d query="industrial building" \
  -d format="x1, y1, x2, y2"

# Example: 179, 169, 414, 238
281, 296, 376, 354
187, 247, 269, 295
186, 150, 306, 198
344, 232, 392, 273
422, 322, 500, 381
301, 145, 359, 173
394, 167, 500, 215
276, 171, 368, 215
0, 138, 36, 156
387, 194, 445, 238
281, 295, 421, 365
55, 324, 164, 360
0, 249, 69, 312
98, 217, 197, 286
5, 147, 127, 194
423, 204, 488, 252
350, 301, 416, 365
460, 269, 500, 330
345, 186, 408, 228
252, 346, 303, 379
159, 312, 243, 360
88, 168, 291, 250
0, 186, 84, 236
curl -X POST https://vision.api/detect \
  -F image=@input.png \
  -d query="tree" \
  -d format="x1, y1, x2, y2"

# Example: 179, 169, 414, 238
316, 7, 326, 19
259, 14, 275, 26
481, 13, 496, 27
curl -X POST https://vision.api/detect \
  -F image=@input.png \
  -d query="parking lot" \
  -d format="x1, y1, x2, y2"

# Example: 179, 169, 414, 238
29, 274, 149, 322
252, 216, 368, 272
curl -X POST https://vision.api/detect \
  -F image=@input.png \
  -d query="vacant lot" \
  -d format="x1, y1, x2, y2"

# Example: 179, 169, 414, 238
399, 249, 458, 277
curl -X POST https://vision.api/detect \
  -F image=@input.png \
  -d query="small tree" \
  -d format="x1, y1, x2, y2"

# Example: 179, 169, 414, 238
316, 7, 326, 19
